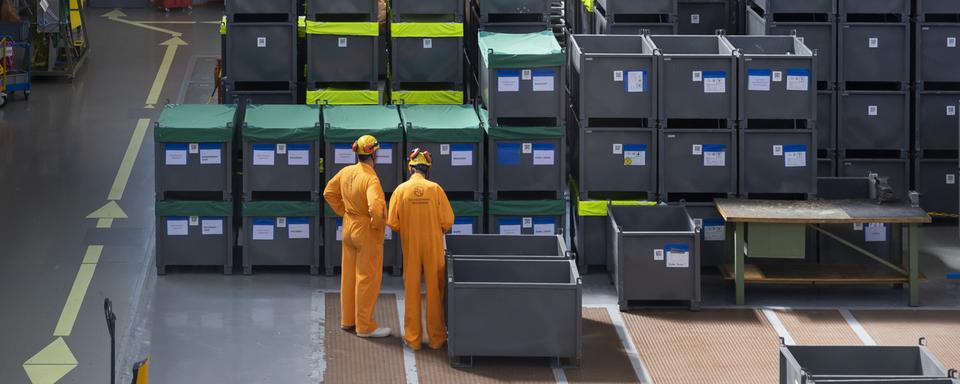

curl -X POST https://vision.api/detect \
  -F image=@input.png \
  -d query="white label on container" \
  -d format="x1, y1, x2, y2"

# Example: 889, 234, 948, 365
252, 223, 274, 240
189, 143, 199, 154
451, 223, 473, 235
522, 69, 532, 80
623, 144, 646, 166
385, 227, 393, 240
947, 174, 956, 185
613, 70, 624, 82
338, 37, 348, 47
853, 223, 864, 231
532, 74, 555, 92
654, 249, 664, 261
865, 223, 886, 242
276, 143, 286, 154
692, 144, 703, 155
612, 143, 623, 154
288, 223, 310, 239
522, 217, 533, 228
786, 74, 809, 91
336, 224, 343, 241
704, 76, 726, 93
704, 224, 725, 241
666, 248, 690, 268
201, 219, 223, 235
498, 76, 519, 92
499, 223, 522, 235
948, 37, 956, 48
691, 14, 701, 24
200, 148, 221, 165
748, 73, 771, 91
376, 145, 393, 164
785, 150, 807, 168
165, 148, 187, 165
522, 143, 533, 154
773, 145, 783, 156
451, 149, 472, 166
276, 217, 286, 228
253, 148, 275, 166
692, 71, 703, 82
868, 105, 878, 116
287, 149, 309, 166
947, 105, 956, 116
704, 151, 725, 167
423, 38, 432, 49
440, 144, 450, 155
693, 218, 703, 228
773, 71, 783, 82
869, 37, 878, 48
533, 224, 554, 236
167, 219, 188, 236
334, 148, 356, 164
189, 216, 199, 226
257, 37, 266, 47
532, 148, 555, 165
626, 71, 645, 93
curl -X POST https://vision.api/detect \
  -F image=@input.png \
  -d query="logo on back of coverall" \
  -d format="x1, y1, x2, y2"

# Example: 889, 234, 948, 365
414, 186, 425, 197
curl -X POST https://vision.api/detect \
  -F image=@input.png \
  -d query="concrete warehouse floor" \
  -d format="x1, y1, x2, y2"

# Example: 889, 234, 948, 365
0, 4, 959, 384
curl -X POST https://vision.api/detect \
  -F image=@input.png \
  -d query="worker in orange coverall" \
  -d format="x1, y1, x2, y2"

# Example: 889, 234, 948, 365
387, 148, 455, 350
323, 135, 391, 338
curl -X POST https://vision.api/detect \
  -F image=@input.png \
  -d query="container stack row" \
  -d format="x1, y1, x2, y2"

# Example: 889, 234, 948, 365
304, 0, 383, 105
569, 0, 739, 36
223, 0, 299, 104
390, 0, 467, 105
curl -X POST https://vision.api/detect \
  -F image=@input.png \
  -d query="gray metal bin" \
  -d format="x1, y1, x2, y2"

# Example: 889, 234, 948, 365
450, 200, 485, 235
226, 0, 296, 16
659, 129, 737, 198
223, 84, 297, 105
478, 31, 566, 127
739, 129, 817, 196
839, 22, 910, 85
225, 22, 297, 83
647, 35, 737, 124
155, 104, 236, 198
579, 127, 657, 198
779, 343, 959, 384
445, 234, 581, 366
746, 7, 837, 87
916, 158, 959, 215
241, 105, 322, 198
306, 0, 378, 20
401, 105, 484, 198
485, 118, 565, 197
392, 0, 463, 21
817, 91, 836, 150
575, 203, 609, 269
568, 34, 658, 125
676, 202, 727, 267
678, 0, 729, 35
838, 0, 909, 17
477, 0, 552, 25
609, 205, 700, 310
753, 0, 835, 15
390, 24, 464, 88
323, 210, 402, 276
306, 23, 379, 88
838, 90, 909, 152
156, 201, 234, 274
242, 201, 321, 275
917, 24, 960, 86
488, 200, 566, 236
726, 35, 816, 124
594, 0, 677, 35
916, 91, 960, 152
322, 105, 405, 193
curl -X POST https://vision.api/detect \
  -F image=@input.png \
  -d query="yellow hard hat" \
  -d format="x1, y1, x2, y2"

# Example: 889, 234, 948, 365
408, 148, 432, 167
352, 135, 380, 155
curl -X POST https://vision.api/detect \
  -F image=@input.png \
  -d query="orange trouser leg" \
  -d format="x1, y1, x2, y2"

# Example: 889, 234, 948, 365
402, 247, 423, 348
340, 241, 358, 328
424, 249, 447, 349
354, 230, 384, 335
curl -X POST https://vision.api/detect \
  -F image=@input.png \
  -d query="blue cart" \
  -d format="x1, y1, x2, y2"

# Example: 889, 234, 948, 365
0, 39, 32, 107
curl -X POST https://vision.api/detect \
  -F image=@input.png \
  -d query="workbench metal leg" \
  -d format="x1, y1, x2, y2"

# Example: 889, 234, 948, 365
909, 223, 919, 307
735, 222, 745, 305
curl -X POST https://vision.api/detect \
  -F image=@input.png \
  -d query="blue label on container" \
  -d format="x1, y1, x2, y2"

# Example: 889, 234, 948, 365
167, 216, 189, 221
786, 68, 810, 77
497, 69, 520, 77
703, 144, 726, 152
252, 144, 275, 151
450, 143, 473, 152
252, 218, 275, 226
499, 218, 521, 226
336, 218, 343, 226
747, 69, 772, 77
533, 217, 555, 225
703, 218, 724, 227
784, 144, 806, 153
532, 69, 555, 77
703, 71, 725, 79
287, 143, 310, 151
623, 144, 647, 151
198, 143, 221, 150
454, 217, 474, 225
200, 216, 224, 220
497, 143, 521, 165
166, 143, 188, 150
333, 143, 352, 150
532, 143, 555, 151
664, 243, 689, 253
380, 143, 393, 150
287, 217, 310, 225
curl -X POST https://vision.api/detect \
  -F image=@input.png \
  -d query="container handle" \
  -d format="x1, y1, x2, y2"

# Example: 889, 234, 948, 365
565, 250, 575, 260
778, 336, 785, 346
947, 368, 957, 378
918, 337, 927, 346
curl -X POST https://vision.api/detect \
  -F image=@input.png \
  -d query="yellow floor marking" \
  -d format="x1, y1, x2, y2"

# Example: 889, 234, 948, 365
96, 218, 113, 228
108, 118, 151, 201
22, 337, 78, 384
82, 245, 104, 264
53, 263, 99, 337
145, 37, 188, 107
102, 9, 183, 37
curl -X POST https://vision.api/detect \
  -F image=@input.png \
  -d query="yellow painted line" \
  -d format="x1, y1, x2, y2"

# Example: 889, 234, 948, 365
22, 337, 78, 384
107, 119, 151, 201
109, 16, 183, 36
53, 258, 100, 337
96, 218, 113, 228
145, 36, 188, 107
82, 245, 104, 264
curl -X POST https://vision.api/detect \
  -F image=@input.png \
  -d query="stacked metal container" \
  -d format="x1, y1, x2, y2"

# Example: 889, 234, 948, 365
678, 0, 732, 35
304, 0, 382, 106
390, 0, 466, 105
239, 105, 322, 274
322, 105, 404, 275
223, 0, 298, 104
593, 0, 678, 35
914, 0, 960, 216
154, 104, 238, 274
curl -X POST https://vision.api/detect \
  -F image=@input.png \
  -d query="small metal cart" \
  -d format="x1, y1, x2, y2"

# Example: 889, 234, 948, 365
0, 38, 31, 107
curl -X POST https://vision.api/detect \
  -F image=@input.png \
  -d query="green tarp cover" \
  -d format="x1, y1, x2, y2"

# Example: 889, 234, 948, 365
488, 200, 565, 216
243, 201, 320, 217
401, 105, 484, 142
242, 105, 321, 142
323, 105, 403, 142
450, 200, 483, 217
479, 108, 563, 139
156, 200, 233, 217
155, 104, 236, 142
478, 31, 564, 69
324, 203, 339, 218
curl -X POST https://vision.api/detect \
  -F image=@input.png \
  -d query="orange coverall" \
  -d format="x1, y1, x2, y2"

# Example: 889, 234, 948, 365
323, 162, 387, 334
387, 173, 455, 349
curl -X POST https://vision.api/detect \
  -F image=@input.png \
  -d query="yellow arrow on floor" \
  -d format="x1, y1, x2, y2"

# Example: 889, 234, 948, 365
22, 337, 78, 384
145, 36, 188, 108
87, 201, 128, 228
101, 8, 183, 37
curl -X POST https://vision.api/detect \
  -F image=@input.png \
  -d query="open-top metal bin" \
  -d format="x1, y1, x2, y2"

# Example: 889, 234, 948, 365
450, 200, 484, 235
725, 35, 816, 126
155, 200, 234, 275
575, 199, 655, 270
478, 31, 566, 128
391, 22, 464, 90
746, 6, 836, 88
445, 234, 581, 366
155, 104, 236, 199
488, 200, 566, 236
780, 342, 959, 384
674, 202, 727, 267
568, 34, 658, 127
593, 0, 678, 35
322, 105, 404, 193
305, 21, 379, 89
677, 0, 729, 35
323, 204, 401, 276
647, 35, 737, 126
401, 105, 484, 198
241, 105, 322, 198
241, 201, 321, 275
609, 205, 700, 310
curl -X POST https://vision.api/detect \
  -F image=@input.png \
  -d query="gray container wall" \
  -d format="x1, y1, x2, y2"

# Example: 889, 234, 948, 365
739, 130, 817, 195
754, 0, 835, 14
746, 7, 837, 87
597, 20, 678, 35
838, 0, 909, 17
579, 128, 657, 198
307, 34, 378, 88
480, 64, 565, 127
488, 137, 566, 196
242, 216, 321, 274
488, 214, 565, 235
818, 156, 836, 177
227, 0, 297, 16
225, 23, 297, 83
609, 205, 700, 309
916, 159, 960, 214
779, 345, 957, 384
406, 141, 483, 197
838, 91, 909, 151
391, 36, 464, 87
916, 0, 960, 22
306, 0, 378, 19
478, 0, 552, 22
818, 91, 837, 150
223, 85, 298, 105
325, 141, 403, 193
155, 142, 232, 197
675, 202, 727, 267
917, 24, 960, 86
648, 35, 738, 122
916, 91, 960, 152
678, 0, 729, 35
575, 214, 609, 269
324, 217, 401, 275
839, 23, 910, 85
839, 157, 911, 199
392, 0, 464, 21
450, 214, 484, 235
156, 215, 234, 274
659, 129, 738, 197
569, 34, 658, 124
445, 234, 569, 258
817, 222, 901, 264
242, 140, 321, 196
596, 0, 676, 16
726, 35, 817, 123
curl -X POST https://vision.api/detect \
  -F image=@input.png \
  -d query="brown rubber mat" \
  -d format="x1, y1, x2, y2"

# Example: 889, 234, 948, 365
564, 307, 640, 383
853, 310, 960, 369
415, 348, 556, 384
775, 309, 862, 345
323, 293, 405, 384
622, 309, 780, 384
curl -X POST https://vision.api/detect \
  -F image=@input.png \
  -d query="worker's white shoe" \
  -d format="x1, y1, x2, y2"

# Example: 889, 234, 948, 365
357, 327, 391, 338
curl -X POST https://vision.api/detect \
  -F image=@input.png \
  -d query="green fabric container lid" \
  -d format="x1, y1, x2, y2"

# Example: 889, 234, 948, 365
401, 105, 484, 143
242, 105, 322, 142
155, 104, 236, 142
450, 200, 483, 217
488, 200, 565, 216
242, 201, 320, 217
478, 30, 564, 69
323, 202, 339, 218
479, 107, 563, 139
155, 200, 233, 217
323, 105, 403, 142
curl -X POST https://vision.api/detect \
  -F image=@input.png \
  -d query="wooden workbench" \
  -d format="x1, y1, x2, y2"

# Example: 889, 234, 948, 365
714, 199, 931, 306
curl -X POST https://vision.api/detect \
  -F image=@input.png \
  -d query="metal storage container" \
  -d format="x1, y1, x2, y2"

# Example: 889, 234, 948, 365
740, 130, 817, 196
476, 0, 552, 25
746, 7, 837, 87
647, 35, 738, 124
917, 24, 960, 85
478, 31, 566, 127
322, 105, 404, 193
675, 202, 727, 267
916, 91, 960, 152
593, 0, 677, 34
659, 129, 737, 198
817, 91, 836, 150
486, 118, 565, 197
323, 204, 401, 276
818, 156, 836, 177
445, 234, 581, 366
608, 205, 700, 310
155, 104, 236, 198
838, 90, 909, 151
575, 200, 655, 270
916, 0, 960, 22
779, 343, 959, 384
242, 201, 321, 275
817, 221, 901, 264
838, 0, 909, 17
916, 158, 959, 215
726, 35, 816, 124
450, 200, 484, 235
579, 127, 657, 198
678, 0, 729, 35
839, 23, 910, 84
226, 0, 296, 16
839, 157, 911, 199
753, 0, 835, 14
223, 84, 297, 105
391, 23, 464, 89
155, 200, 234, 274
488, 200, 565, 236
305, 21, 379, 89
306, 0, 378, 20
568, 34, 658, 125
241, 105, 322, 198
391, 0, 463, 21
225, 22, 297, 83
401, 105, 484, 198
